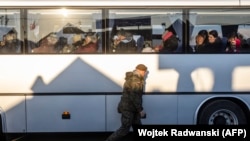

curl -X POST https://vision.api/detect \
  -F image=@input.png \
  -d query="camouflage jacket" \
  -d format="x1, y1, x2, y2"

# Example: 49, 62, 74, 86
118, 70, 145, 113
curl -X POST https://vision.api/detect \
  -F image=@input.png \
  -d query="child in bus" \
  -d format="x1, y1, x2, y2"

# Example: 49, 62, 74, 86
225, 32, 241, 53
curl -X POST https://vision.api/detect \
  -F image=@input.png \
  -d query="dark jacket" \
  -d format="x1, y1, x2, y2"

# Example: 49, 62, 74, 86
207, 37, 223, 53
0, 40, 22, 54
159, 35, 179, 53
113, 39, 137, 53
195, 43, 208, 53
74, 42, 98, 53
118, 70, 144, 113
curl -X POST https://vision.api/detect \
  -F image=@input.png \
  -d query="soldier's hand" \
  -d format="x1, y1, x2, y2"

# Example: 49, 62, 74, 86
140, 111, 146, 119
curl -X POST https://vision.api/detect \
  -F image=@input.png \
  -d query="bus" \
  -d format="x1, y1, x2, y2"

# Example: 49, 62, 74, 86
1, 0, 250, 140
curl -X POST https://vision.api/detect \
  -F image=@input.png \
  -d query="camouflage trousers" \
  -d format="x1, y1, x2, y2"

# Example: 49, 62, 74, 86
105, 111, 141, 141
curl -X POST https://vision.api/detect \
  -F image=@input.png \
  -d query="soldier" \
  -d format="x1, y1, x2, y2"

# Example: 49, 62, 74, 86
105, 64, 148, 141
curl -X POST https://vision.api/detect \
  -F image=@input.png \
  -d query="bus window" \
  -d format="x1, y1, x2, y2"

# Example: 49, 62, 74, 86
0, 9, 22, 54
108, 9, 183, 53
189, 9, 250, 53
27, 9, 103, 54
238, 25, 250, 53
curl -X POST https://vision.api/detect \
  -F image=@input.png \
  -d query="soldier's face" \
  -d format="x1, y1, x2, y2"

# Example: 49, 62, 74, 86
141, 70, 148, 77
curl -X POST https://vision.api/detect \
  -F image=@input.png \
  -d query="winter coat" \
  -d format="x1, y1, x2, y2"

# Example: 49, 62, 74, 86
113, 39, 137, 53
195, 43, 208, 53
117, 70, 144, 113
0, 41, 21, 54
32, 38, 57, 53
159, 35, 179, 53
207, 37, 223, 53
74, 42, 98, 53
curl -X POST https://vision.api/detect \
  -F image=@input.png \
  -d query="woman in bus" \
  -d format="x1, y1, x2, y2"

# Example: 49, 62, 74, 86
154, 29, 179, 53
32, 32, 58, 54
206, 30, 223, 53
194, 29, 209, 53
225, 32, 241, 53
74, 32, 99, 53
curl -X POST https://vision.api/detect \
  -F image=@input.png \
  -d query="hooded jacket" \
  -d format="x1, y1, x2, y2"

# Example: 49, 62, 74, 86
118, 70, 145, 113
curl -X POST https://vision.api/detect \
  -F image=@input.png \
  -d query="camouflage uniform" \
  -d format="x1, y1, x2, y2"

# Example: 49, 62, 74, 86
106, 70, 145, 141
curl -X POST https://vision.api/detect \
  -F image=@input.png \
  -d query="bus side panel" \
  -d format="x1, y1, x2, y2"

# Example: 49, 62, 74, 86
238, 95, 250, 107
143, 95, 178, 125
178, 94, 250, 124
178, 95, 211, 124
0, 96, 26, 133
106, 95, 121, 131
26, 95, 106, 132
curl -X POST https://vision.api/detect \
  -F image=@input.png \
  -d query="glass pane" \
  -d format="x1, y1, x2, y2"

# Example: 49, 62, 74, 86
189, 9, 250, 53
0, 9, 22, 54
27, 9, 102, 54
108, 9, 183, 53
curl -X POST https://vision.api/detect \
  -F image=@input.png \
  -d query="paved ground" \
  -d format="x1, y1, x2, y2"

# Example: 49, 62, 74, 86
10, 132, 134, 141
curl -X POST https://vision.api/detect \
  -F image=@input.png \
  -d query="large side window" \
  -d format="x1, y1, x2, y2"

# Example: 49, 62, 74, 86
0, 9, 22, 54
27, 9, 103, 54
189, 9, 250, 53
108, 9, 183, 54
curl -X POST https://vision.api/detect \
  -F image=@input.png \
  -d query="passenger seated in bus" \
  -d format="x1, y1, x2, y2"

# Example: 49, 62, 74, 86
0, 35, 6, 47
60, 34, 83, 53
141, 42, 155, 53
194, 30, 209, 53
154, 30, 178, 53
58, 34, 83, 54
32, 32, 58, 53
0, 30, 21, 54
57, 37, 71, 53
225, 32, 241, 53
111, 28, 137, 53
61, 44, 73, 53
237, 33, 249, 52
74, 32, 99, 53
71, 34, 83, 51
207, 30, 223, 53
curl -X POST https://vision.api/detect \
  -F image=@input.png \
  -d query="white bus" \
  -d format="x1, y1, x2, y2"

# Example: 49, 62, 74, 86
0, 0, 250, 140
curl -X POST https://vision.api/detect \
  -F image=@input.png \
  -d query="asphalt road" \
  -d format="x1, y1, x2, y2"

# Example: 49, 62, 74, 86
10, 132, 134, 141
